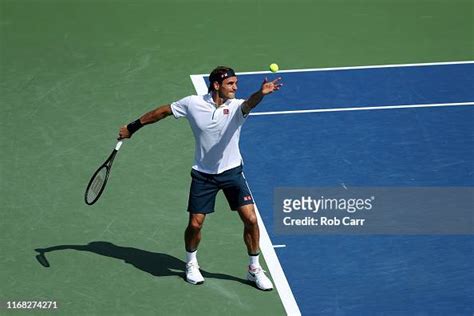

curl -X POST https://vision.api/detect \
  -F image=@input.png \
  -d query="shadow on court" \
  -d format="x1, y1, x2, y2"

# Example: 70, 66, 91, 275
34, 241, 249, 285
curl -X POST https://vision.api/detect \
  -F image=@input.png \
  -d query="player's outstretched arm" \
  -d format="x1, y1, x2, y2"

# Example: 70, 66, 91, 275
241, 77, 282, 115
118, 104, 173, 139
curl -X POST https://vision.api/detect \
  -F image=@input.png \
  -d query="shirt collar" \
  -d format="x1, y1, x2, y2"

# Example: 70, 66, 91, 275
205, 93, 231, 107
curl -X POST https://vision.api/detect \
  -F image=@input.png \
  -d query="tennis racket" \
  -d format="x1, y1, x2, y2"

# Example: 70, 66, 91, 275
84, 141, 123, 205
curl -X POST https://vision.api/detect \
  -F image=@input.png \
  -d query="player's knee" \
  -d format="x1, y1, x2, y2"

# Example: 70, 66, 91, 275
188, 220, 203, 232
244, 213, 258, 228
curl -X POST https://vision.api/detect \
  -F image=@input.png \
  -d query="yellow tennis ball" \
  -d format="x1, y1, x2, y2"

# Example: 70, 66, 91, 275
269, 63, 279, 73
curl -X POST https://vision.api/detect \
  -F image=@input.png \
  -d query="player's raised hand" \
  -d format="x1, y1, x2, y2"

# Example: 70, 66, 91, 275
261, 77, 283, 95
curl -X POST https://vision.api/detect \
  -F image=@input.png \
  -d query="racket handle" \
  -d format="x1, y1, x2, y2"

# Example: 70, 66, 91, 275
115, 140, 123, 151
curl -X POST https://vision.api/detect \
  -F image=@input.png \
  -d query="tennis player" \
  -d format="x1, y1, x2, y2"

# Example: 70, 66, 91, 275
118, 66, 282, 291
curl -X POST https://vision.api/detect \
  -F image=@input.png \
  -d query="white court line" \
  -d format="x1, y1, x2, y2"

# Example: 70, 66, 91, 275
243, 173, 300, 315
250, 101, 474, 116
254, 204, 301, 316
192, 60, 474, 76
190, 74, 208, 95
273, 245, 287, 248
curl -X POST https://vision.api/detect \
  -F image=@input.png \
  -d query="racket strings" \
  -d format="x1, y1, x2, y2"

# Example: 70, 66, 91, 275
84, 148, 118, 205
86, 167, 108, 204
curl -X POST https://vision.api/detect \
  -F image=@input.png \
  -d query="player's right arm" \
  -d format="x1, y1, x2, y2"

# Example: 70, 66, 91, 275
118, 104, 173, 139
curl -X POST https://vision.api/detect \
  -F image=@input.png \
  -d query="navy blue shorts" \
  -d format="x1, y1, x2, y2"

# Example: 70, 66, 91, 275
187, 165, 254, 214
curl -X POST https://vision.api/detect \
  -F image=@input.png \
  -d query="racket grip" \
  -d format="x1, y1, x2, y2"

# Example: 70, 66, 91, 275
115, 140, 123, 151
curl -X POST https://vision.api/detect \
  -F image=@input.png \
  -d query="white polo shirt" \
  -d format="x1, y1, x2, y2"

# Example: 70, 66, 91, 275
170, 94, 247, 174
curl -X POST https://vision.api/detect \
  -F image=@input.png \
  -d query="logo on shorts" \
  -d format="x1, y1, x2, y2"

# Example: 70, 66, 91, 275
243, 195, 252, 201
224, 109, 229, 115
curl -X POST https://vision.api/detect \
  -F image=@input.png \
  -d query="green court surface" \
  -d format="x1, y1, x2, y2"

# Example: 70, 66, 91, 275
1, 0, 472, 315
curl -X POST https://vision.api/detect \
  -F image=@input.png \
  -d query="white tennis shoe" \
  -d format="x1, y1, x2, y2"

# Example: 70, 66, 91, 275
247, 265, 273, 291
185, 262, 204, 285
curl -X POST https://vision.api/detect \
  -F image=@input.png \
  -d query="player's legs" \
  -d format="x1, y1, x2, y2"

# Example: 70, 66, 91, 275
184, 168, 218, 285
237, 204, 260, 255
184, 213, 206, 252
220, 166, 273, 291
220, 166, 259, 254
184, 213, 206, 285
237, 203, 273, 291
186, 168, 218, 253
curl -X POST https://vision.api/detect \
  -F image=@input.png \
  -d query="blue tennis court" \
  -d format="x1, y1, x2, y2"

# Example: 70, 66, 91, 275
193, 61, 474, 315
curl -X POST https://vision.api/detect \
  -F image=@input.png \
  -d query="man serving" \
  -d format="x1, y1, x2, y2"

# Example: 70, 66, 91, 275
118, 66, 282, 290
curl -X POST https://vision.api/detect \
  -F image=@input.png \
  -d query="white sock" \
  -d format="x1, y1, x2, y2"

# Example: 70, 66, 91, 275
249, 253, 260, 269
186, 250, 198, 264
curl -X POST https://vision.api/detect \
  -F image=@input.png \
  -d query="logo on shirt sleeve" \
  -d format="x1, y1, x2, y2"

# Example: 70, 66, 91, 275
224, 109, 229, 115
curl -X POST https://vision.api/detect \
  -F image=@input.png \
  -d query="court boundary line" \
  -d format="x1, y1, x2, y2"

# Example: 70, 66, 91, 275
190, 75, 208, 95
190, 75, 302, 316
249, 101, 474, 116
253, 203, 301, 316
191, 60, 474, 77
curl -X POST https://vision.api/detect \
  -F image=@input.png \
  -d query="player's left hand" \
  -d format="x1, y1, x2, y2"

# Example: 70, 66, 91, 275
261, 77, 283, 95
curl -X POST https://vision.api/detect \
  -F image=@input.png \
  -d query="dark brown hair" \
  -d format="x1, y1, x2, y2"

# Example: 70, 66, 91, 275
208, 66, 236, 92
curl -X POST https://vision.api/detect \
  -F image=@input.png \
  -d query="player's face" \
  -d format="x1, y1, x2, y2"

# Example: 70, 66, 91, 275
218, 76, 238, 99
